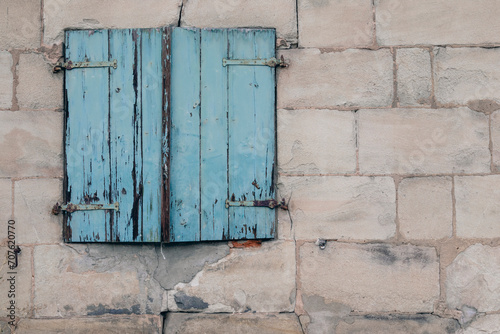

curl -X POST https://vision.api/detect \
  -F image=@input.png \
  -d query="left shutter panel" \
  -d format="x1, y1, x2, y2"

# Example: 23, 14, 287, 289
64, 29, 166, 242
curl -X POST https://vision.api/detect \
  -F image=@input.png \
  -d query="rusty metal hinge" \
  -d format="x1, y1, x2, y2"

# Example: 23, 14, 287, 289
52, 202, 119, 215
53, 59, 117, 73
222, 55, 288, 68
225, 198, 288, 210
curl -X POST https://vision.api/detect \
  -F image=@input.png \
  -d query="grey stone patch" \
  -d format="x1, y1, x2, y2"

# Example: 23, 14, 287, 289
301, 294, 351, 334
368, 244, 433, 266
467, 99, 500, 115
86, 303, 141, 316
153, 242, 230, 289
460, 305, 478, 326
174, 292, 209, 311
0, 321, 10, 334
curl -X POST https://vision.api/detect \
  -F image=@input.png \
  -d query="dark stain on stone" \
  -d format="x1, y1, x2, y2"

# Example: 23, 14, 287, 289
86, 303, 141, 316
369, 244, 397, 265
368, 244, 432, 266
174, 292, 209, 310
467, 99, 500, 115
63, 305, 73, 311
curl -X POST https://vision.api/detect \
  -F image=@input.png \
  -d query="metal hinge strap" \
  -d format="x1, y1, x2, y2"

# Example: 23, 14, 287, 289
52, 202, 119, 215
225, 199, 287, 210
53, 59, 117, 73
222, 55, 288, 68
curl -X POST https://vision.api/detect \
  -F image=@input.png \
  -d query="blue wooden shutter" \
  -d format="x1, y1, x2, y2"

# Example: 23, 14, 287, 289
64, 28, 166, 242
168, 28, 276, 242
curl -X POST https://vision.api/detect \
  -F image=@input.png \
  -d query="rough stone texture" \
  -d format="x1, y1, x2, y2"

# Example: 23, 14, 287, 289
0, 247, 32, 317
358, 108, 490, 174
0, 0, 41, 50
434, 48, 500, 106
0, 321, 10, 334
277, 48, 393, 109
43, 0, 182, 45
181, 0, 297, 43
376, 0, 500, 46
15, 316, 162, 334
0, 111, 63, 177
493, 111, 500, 172
163, 313, 303, 334
455, 176, 500, 238
335, 315, 460, 334
14, 179, 62, 244
153, 243, 230, 290
33, 244, 163, 317
447, 244, 500, 312
17, 53, 63, 110
396, 48, 431, 106
0, 52, 12, 109
300, 242, 439, 313
277, 109, 356, 174
0, 179, 12, 238
398, 177, 453, 240
298, 0, 373, 48
279, 176, 395, 241
168, 241, 295, 313
463, 314, 500, 334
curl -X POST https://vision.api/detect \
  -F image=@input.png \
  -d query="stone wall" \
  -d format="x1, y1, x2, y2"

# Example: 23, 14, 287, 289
1, 0, 500, 333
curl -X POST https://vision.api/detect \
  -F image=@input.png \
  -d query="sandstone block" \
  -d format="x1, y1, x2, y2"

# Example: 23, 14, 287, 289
398, 177, 452, 240
0, 111, 63, 177
43, 0, 182, 45
0, 0, 41, 50
34, 244, 163, 317
15, 316, 162, 334
434, 47, 500, 106
463, 314, 500, 334
168, 241, 295, 313
0, 52, 12, 109
17, 53, 63, 110
358, 108, 490, 174
396, 48, 431, 106
298, 0, 373, 48
181, 0, 297, 43
14, 179, 62, 244
300, 242, 439, 313
376, 0, 500, 46
0, 246, 32, 317
0, 179, 12, 233
447, 244, 500, 312
278, 109, 356, 174
279, 176, 395, 241
455, 176, 500, 238
277, 48, 393, 109
493, 111, 500, 172
164, 313, 303, 334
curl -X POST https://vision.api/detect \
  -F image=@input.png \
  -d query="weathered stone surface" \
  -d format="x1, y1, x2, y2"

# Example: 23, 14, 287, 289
164, 313, 303, 334
33, 244, 163, 317
0, 111, 63, 177
168, 241, 295, 313
0, 247, 32, 317
300, 242, 439, 312
15, 316, 162, 334
279, 176, 395, 241
181, 0, 297, 43
14, 179, 62, 244
434, 48, 500, 105
300, 294, 350, 333
358, 108, 490, 174
277, 109, 356, 174
298, 0, 373, 48
493, 111, 500, 172
463, 314, 500, 334
43, 0, 181, 45
153, 243, 230, 290
455, 176, 500, 238
398, 177, 453, 240
396, 48, 431, 106
0, 179, 12, 237
447, 244, 500, 312
0, 320, 10, 334
0, 52, 12, 109
277, 48, 393, 109
376, 0, 500, 46
17, 53, 63, 110
0, 0, 41, 50
335, 315, 460, 334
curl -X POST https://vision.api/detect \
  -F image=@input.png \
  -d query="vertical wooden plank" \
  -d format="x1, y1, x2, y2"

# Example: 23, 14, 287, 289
65, 29, 111, 242
200, 29, 229, 241
140, 28, 163, 242
169, 27, 201, 242
228, 29, 276, 239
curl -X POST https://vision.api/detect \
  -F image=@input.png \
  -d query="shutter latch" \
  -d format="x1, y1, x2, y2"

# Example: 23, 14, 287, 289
222, 55, 288, 68
52, 202, 119, 215
225, 198, 288, 210
53, 59, 117, 73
